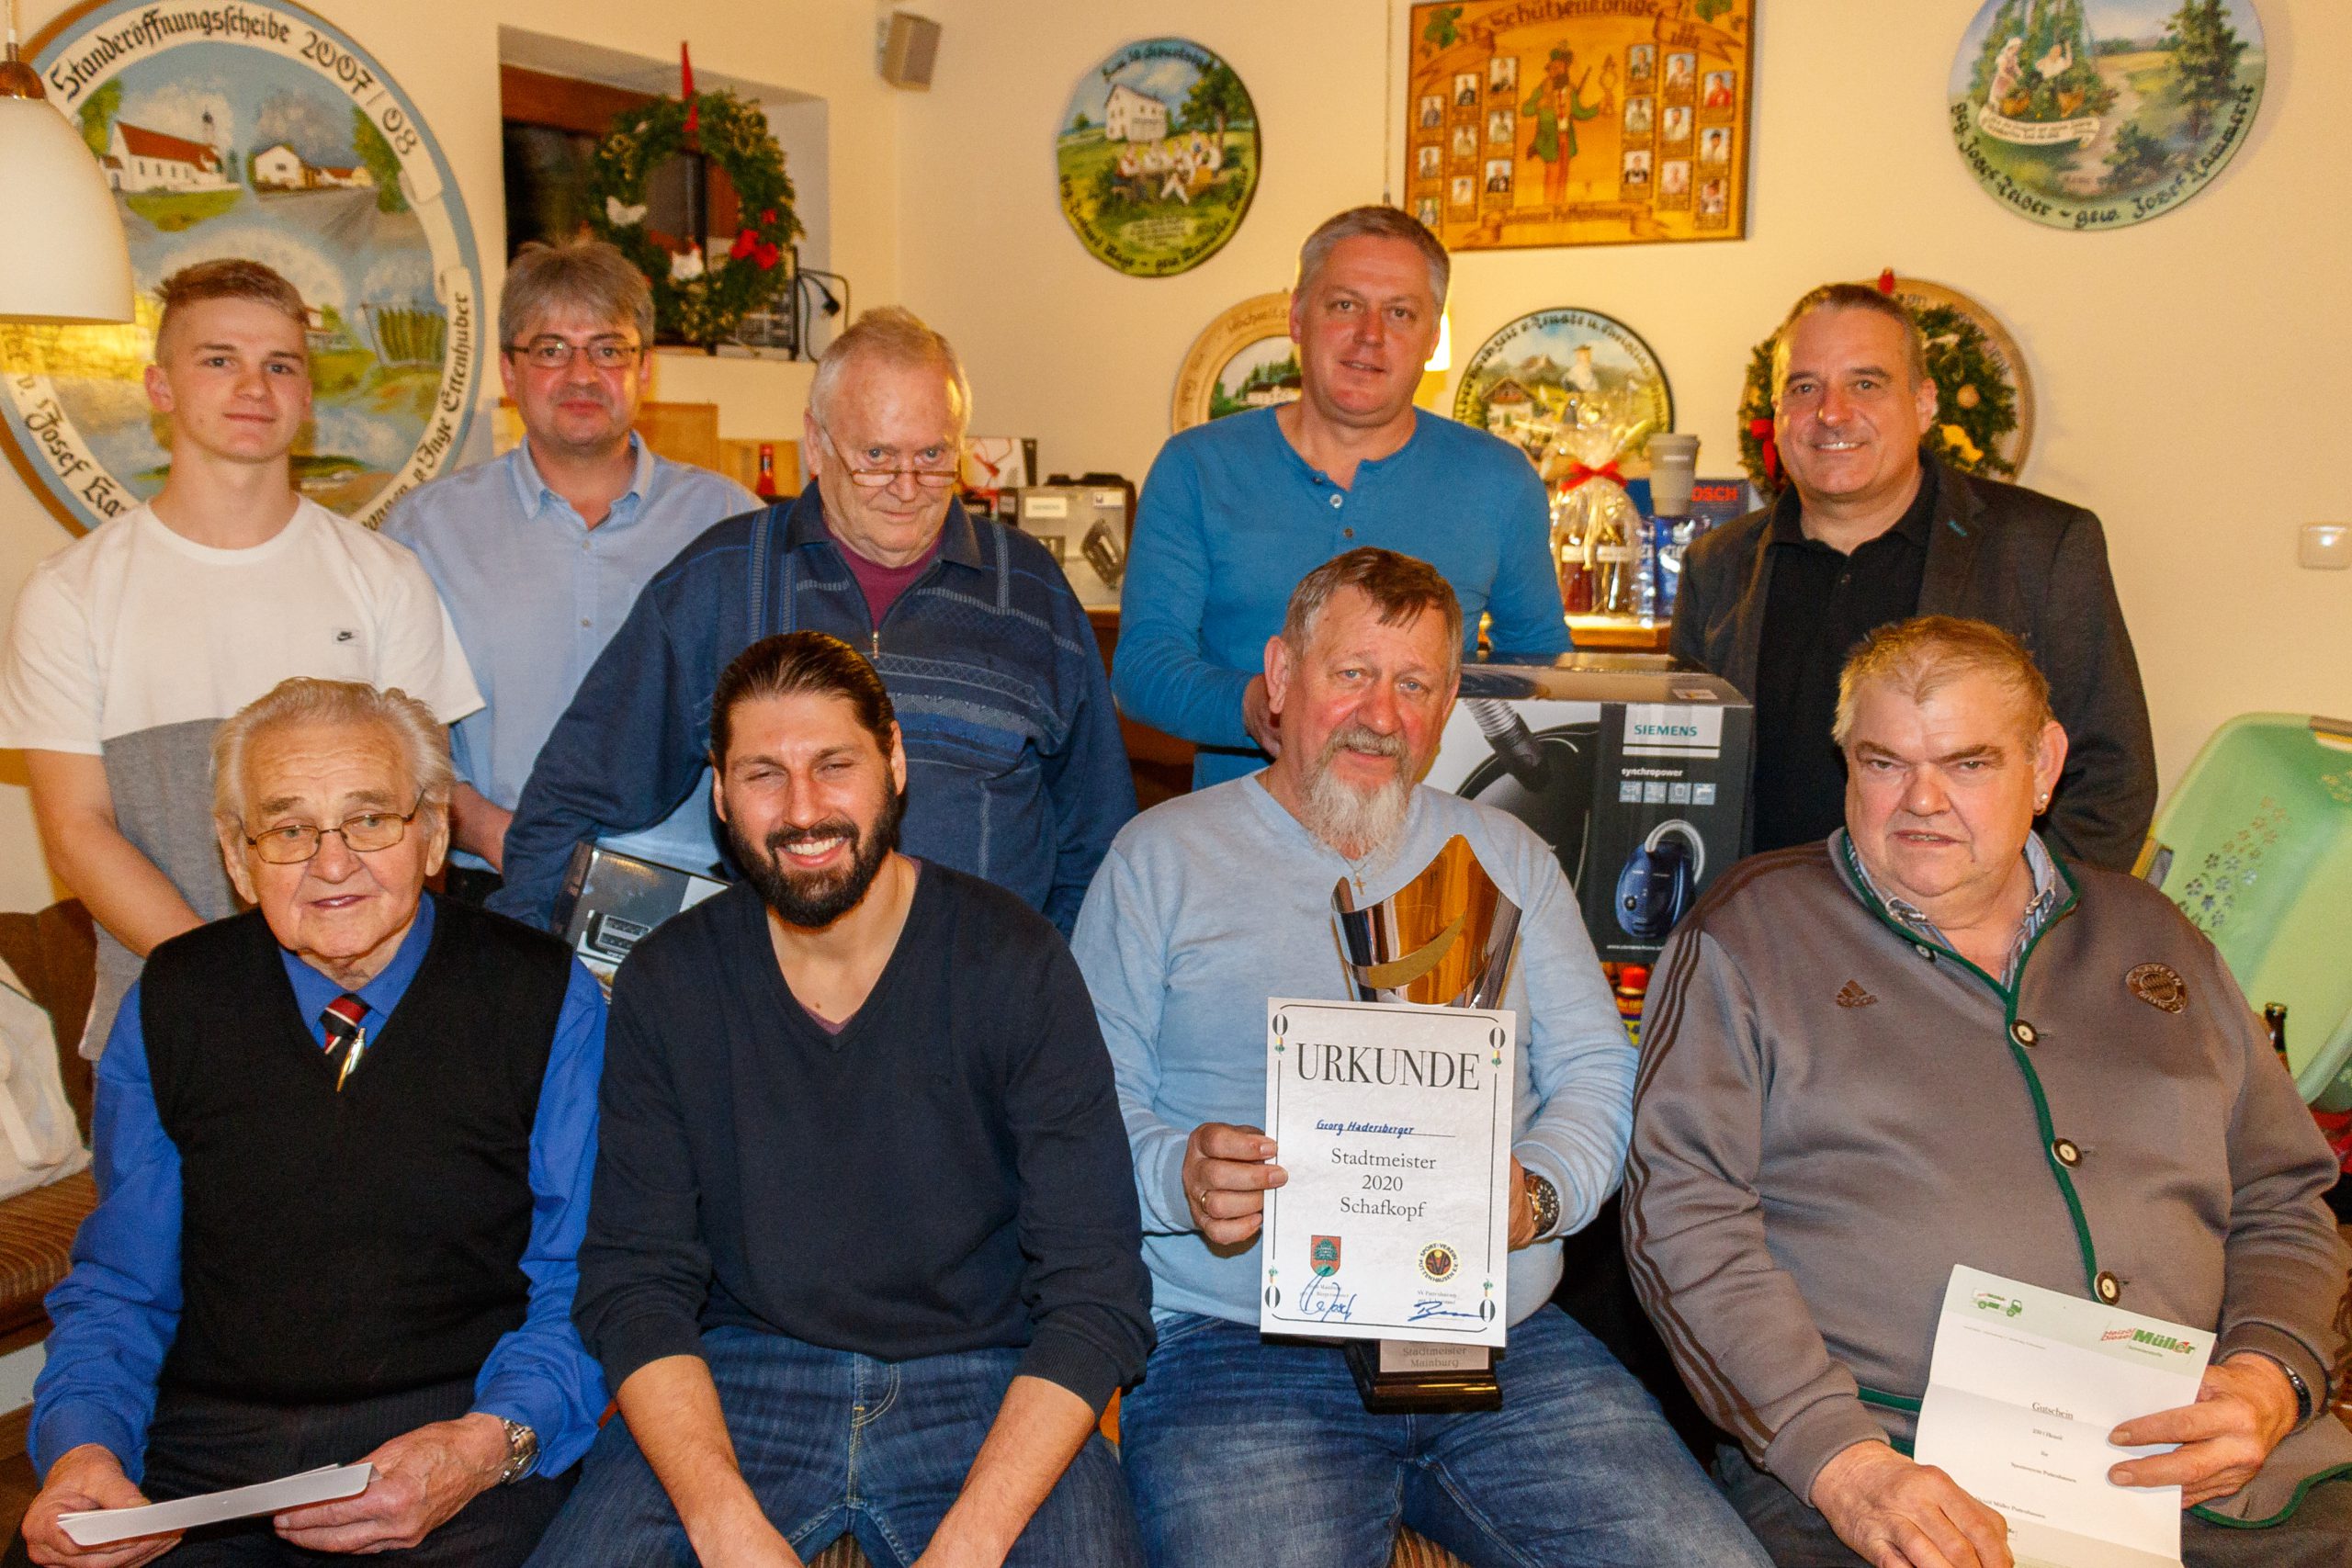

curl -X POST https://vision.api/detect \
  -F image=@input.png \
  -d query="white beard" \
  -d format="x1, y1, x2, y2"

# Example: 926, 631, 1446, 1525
1296, 728, 1416, 863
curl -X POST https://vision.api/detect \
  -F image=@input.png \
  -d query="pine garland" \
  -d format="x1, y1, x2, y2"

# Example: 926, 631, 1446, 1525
586, 91, 803, 347
1737, 299, 2022, 494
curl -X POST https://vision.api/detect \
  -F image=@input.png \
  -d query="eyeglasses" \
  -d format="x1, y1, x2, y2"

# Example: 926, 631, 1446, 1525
815, 424, 960, 490
242, 796, 428, 864
506, 337, 643, 371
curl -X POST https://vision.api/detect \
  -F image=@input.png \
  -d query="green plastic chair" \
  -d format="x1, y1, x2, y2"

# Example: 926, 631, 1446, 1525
2137, 714, 2352, 1111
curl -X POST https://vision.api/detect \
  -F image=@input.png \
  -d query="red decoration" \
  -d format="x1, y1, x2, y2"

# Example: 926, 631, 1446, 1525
1747, 416, 1780, 485
681, 43, 697, 134
1875, 267, 1896, 295
1562, 460, 1625, 491
729, 228, 757, 261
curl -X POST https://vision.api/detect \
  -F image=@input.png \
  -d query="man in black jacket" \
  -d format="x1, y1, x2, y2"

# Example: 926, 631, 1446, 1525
1672, 283, 2155, 870
527, 632, 1151, 1568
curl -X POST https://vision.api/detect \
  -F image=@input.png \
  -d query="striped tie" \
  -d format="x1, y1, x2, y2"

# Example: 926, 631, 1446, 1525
320, 993, 368, 1091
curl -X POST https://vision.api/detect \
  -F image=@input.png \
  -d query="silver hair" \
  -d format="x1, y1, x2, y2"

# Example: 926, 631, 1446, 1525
808, 306, 972, 434
212, 679, 455, 827
1295, 206, 1451, 310
500, 239, 655, 349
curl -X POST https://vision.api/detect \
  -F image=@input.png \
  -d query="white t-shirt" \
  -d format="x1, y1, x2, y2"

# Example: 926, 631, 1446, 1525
0, 498, 482, 1057
0, 497, 482, 752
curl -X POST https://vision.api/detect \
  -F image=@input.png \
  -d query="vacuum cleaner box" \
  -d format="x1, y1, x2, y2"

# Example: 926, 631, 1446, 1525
1421, 656, 1753, 965
552, 841, 729, 983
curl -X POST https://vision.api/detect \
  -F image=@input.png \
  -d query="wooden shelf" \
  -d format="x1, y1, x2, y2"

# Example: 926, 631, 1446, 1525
1566, 615, 1671, 652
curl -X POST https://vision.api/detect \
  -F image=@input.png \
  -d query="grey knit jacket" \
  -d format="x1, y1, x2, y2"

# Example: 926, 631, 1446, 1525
1626, 837, 2351, 1527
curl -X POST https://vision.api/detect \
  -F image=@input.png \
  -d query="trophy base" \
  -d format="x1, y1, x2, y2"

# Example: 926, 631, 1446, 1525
1345, 1338, 1501, 1414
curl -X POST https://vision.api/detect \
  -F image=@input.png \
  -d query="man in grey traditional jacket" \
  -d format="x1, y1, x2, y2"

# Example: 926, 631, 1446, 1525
1626, 615, 2351, 1568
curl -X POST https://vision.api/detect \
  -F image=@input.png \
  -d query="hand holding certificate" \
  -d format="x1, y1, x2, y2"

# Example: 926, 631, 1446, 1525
1260, 996, 1514, 1347
1254, 834, 1523, 1413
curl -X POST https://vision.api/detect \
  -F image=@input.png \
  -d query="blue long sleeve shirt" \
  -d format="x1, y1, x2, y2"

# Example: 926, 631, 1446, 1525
491, 491, 1135, 935
1113, 408, 1571, 790
30, 897, 610, 1481
1070, 777, 1634, 1328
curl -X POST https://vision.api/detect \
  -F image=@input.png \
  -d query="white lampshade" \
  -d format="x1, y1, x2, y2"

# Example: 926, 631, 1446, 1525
0, 93, 134, 323
1423, 310, 1452, 375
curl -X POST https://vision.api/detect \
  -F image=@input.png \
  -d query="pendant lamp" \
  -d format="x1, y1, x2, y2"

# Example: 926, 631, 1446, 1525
0, 0, 134, 323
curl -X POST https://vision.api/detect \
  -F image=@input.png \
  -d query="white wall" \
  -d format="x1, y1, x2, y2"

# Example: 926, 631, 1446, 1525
899, 0, 2352, 794
3, 1, 2347, 913
0, 0, 899, 909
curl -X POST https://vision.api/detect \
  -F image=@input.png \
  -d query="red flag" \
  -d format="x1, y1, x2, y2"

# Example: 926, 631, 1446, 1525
682, 42, 697, 133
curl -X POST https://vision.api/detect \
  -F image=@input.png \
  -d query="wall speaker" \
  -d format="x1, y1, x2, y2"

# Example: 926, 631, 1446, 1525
878, 12, 941, 88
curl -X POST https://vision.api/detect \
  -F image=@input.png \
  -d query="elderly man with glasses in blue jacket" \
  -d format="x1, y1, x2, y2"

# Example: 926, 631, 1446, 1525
490, 307, 1134, 937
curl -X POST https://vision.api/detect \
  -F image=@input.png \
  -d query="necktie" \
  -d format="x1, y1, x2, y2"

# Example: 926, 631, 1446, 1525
320, 994, 368, 1090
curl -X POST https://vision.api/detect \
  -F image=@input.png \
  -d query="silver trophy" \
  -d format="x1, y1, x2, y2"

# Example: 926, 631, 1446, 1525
1330, 834, 1521, 1410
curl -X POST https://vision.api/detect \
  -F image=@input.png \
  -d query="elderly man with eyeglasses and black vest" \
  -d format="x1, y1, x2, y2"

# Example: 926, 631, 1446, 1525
489, 306, 1134, 939
11, 679, 607, 1568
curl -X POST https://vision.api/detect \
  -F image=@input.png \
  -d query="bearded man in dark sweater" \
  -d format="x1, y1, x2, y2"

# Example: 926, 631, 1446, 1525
528, 632, 1151, 1568
15, 680, 607, 1568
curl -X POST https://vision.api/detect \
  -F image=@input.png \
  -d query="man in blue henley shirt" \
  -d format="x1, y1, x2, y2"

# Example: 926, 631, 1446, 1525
1114, 206, 1568, 790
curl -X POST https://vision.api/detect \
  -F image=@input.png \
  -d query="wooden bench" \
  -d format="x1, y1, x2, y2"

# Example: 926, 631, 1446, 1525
0, 902, 99, 1373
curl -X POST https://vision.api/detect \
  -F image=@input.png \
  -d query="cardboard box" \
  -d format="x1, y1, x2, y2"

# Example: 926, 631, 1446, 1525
1422, 656, 1753, 969
554, 842, 729, 982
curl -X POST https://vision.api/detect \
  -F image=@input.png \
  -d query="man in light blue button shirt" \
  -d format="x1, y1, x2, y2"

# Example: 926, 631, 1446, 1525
385, 242, 759, 898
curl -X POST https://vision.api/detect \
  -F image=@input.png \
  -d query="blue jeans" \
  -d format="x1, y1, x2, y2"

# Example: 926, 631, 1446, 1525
523, 1327, 1142, 1567
1121, 1304, 1772, 1568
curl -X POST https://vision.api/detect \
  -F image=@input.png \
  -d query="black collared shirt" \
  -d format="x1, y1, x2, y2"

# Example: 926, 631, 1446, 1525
1750, 467, 1938, 852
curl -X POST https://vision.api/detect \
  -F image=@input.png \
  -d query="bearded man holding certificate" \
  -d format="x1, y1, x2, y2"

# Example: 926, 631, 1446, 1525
1072, 548, 1769, 1568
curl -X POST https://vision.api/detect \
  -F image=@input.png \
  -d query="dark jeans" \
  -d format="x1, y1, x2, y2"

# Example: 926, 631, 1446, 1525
1119, 1304, 1771, 1568
5, 1377, 570, 1567
1715, 1443, 2352, 1568
523, 1326, 1141, 1567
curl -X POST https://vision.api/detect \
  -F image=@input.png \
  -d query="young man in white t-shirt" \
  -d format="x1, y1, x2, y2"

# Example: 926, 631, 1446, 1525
0, 259, 481, 1055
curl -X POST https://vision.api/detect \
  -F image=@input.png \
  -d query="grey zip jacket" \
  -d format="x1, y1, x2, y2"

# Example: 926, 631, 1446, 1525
1625, 836, 2351, 1527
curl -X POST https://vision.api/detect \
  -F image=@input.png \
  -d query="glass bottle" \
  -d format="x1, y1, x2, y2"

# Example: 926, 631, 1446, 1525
1551, 481, 1596, 614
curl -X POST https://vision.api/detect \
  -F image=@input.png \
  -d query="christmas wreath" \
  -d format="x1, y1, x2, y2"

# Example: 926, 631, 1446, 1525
1738, 273, 2023, 494
586, 90, 803, 347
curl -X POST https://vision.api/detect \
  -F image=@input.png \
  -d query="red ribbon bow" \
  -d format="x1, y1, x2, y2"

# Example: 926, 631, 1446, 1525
1563, 460, 1624, 491
1747, 417, 1780, 484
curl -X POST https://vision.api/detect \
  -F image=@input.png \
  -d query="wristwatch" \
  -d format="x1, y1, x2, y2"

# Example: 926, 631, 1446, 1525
1523, 1170, 1561, 1240
496, 1419, 539, 1485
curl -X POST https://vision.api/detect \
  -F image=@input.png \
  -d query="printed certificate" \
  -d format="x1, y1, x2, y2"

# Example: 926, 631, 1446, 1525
1915, 1265, 2213, 1568
1259, 998, 1513, 1347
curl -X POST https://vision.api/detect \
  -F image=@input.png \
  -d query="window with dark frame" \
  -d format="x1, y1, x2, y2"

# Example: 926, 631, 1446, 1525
498, 63, 740, 346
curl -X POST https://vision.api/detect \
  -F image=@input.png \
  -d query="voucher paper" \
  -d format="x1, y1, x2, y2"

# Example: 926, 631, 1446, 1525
1260, 998, 1512, 1347
1914, 1266, 2212, 1568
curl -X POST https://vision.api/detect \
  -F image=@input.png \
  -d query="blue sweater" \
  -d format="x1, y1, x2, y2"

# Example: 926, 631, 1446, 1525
1113, 408, 1570, 789
492, 491, 1135, 934
576, 868, 1153, 1414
